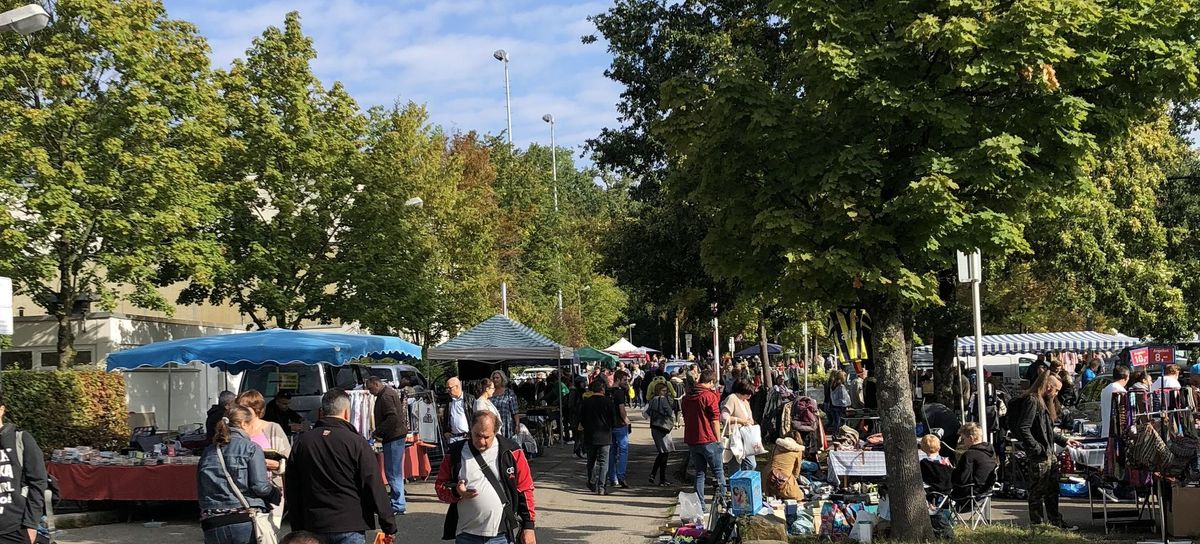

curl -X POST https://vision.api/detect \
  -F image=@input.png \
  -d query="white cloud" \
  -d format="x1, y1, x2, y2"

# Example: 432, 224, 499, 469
164, 0, 621, 161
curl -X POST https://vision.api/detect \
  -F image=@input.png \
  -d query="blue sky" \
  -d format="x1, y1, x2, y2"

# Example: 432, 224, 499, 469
161, 0, 621, 161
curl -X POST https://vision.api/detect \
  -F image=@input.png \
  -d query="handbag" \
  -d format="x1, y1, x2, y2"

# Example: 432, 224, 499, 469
215, 446, 278, 544
1124, 423, 1173, 470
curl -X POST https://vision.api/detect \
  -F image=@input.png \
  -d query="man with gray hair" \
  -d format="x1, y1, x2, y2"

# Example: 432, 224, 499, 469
286, 389, 397, 544
205, 390, 237, 443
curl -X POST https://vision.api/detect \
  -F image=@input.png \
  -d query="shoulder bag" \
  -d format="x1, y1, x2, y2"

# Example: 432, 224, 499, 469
215, 445, 278, 544
468, 444, 523, 541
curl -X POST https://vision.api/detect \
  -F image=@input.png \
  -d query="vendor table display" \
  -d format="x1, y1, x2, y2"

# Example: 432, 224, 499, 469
826, 450, 887, 482
49, 461, 199, 501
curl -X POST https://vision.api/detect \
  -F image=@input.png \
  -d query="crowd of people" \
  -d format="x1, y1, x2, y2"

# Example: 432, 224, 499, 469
198, 379, 538, 544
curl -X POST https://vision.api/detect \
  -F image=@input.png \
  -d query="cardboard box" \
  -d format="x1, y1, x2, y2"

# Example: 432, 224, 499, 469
730, 470, 763, 516
1167, 484, 1200, 537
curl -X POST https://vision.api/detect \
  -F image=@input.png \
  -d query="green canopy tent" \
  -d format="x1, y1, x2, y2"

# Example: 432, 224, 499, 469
576, 346, 618, 369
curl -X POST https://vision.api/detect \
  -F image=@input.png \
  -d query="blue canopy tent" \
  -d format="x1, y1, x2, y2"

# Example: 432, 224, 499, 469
913, 331, 1141, 357
107, 328, 421, 372
734, 343, 783, 358
106, 329, 421, 428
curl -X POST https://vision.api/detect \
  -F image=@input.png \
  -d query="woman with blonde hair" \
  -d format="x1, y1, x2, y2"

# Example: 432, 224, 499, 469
490, 370, 519, 437
197, 405, 279, 544
236, 390, 290, 534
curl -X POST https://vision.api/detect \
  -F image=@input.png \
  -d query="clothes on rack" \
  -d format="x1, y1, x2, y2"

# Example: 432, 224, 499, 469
347, 389, 374, 440
411, 394, 440, 443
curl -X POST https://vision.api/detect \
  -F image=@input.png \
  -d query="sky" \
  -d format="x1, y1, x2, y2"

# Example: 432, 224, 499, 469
161, 0, 623, 162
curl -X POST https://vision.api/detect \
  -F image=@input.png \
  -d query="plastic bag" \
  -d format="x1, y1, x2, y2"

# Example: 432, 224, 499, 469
739, 424, 769, 457
678, 492, 704, 523
724, 430, 744, 463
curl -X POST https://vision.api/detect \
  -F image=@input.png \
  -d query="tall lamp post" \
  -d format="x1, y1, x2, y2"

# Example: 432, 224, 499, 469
543, 113, 562, 315
0, 4, 50, 35
493, 49, 512, 148
628, 323, 636, 345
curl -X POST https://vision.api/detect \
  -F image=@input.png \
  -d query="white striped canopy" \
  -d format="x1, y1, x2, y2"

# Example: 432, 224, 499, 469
913, 331, 1141, 357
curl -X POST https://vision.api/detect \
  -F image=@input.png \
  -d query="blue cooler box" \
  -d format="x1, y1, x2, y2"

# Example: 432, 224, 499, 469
730, 470, 763, 516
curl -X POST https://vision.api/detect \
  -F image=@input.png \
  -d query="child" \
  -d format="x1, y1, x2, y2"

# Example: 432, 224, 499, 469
919, 434, 952, 466
828, 370, 850, 431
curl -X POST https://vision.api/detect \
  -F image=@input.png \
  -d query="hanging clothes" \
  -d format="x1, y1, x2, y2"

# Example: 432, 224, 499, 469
412, 395, 440, 442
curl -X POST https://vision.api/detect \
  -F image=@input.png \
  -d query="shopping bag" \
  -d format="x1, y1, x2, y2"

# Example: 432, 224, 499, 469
373, 533, 389, 544
739, 425, 769, 457
723, 429, 744, 463
678, 491, 705, 523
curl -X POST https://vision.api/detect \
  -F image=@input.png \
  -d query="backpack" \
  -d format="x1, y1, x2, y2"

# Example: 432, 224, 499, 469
792, 396, 820, 432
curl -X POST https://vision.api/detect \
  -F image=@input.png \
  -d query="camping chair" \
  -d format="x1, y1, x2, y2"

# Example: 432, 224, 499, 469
951, 465, 998, 529
920, 459, 955, 514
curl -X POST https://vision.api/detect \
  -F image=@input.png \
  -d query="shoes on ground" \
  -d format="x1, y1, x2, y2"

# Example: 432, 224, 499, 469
619, 480, 630, 489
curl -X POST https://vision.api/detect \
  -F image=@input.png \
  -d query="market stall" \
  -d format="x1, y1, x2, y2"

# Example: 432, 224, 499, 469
52, 329, 423, 503
428, 314, 574, 443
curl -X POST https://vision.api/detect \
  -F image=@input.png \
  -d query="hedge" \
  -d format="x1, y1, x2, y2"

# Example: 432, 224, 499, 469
1, 370, 129, 452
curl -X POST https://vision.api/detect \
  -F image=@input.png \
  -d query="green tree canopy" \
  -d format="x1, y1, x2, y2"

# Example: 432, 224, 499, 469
0, 0, 225, 362
649, 0, 1200, 538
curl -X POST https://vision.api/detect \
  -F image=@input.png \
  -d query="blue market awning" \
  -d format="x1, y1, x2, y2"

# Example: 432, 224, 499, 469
734, 343, 783, 357
913, 331, 1140, 357
106, 329, 422, 373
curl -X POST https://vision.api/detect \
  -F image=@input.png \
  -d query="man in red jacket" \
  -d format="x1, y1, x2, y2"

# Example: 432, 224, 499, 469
436, 411, 536, 544
682, 369, 723, 504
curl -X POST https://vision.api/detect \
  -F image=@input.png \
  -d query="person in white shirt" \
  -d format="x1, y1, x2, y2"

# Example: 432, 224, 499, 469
1152, 364, 1183, 391
1100, 366, 1130, 439
442, 378, 475, 444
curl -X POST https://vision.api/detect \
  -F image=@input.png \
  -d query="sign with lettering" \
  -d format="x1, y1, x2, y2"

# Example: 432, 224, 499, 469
1129, 347, 1150, 367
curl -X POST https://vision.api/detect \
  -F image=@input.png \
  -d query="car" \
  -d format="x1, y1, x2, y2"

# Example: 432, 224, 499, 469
238, 361, 425, 423
513, 366, 557, 384
662, 360, 697, 376
362, 363, 429, 392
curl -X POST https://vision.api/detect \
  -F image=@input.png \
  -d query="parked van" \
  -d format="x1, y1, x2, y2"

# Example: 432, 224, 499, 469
913, 353, 1037, 380
238, 363, 424, 423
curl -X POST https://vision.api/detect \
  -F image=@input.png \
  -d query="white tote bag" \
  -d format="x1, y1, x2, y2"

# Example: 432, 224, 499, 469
739, 424, 769, 457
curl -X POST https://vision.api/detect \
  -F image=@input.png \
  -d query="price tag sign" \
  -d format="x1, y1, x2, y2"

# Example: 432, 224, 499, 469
1129, 347, 1150, 367
1149, 346, 1175, 366
278, 372, 299, 390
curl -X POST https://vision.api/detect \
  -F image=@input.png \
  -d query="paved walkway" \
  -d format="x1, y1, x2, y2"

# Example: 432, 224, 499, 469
57, 414, 680, 544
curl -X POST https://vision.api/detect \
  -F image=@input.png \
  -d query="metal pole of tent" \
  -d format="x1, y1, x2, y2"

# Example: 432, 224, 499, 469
167, 364, 173, 431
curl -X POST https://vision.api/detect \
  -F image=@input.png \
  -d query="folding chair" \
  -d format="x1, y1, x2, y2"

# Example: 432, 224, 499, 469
952, 466, 998, 529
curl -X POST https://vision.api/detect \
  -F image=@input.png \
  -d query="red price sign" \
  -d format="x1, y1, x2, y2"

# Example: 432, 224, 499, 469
1150, 346, 1175, 365
1129, 347, 1150, 367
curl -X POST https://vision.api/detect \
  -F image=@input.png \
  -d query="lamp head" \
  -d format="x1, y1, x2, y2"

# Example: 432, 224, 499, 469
403, 197, 424, 207
542, 114, 554, 123
493, 49, 508, 62
0, 4, 50, 36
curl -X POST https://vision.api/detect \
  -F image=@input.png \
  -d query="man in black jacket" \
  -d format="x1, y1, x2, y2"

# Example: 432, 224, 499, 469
205, 390, 236, 443
0, 393, 47, 544
1011, 373, 1081, 530
580, 379, 614, 495
286, 389, 397, 544
366, 377, 409, 516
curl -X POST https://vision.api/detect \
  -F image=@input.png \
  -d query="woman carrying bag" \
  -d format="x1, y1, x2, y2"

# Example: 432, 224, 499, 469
722, 379, 757, 471
197, 405, 281, 544
647, 383, 676, 486
236, 390, 291, 534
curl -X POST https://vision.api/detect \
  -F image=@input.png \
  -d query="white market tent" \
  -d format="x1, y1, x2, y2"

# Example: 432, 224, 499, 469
603, 338, 639, 354
913, 331, 1141, 357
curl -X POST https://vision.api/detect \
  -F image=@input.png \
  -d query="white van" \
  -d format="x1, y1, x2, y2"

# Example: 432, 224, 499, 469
913, 353, 1037, 380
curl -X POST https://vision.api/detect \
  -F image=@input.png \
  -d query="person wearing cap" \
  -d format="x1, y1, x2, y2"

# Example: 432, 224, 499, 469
264, 390, 305, 436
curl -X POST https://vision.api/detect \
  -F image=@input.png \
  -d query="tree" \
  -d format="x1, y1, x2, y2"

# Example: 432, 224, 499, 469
181, 12, 366, 329
0, 0, 224, 363
653, 0, 1200, 538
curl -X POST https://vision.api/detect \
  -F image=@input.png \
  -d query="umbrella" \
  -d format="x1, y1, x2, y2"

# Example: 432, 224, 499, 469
734, 343, 783, 358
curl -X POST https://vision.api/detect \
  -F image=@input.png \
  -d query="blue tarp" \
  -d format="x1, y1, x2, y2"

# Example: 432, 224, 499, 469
106, 329, 421, 373
734, 343, 783, 357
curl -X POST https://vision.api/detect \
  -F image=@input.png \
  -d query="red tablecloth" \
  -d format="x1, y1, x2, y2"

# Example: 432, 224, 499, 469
49, 462, 198, 501
377, 442, 433, 485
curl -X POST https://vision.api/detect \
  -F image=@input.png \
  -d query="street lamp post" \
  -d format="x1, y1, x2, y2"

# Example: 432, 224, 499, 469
628, 323, 636, 345
542, 113, 563, 316
493, 49, 512, 148
0, 4, 49, 35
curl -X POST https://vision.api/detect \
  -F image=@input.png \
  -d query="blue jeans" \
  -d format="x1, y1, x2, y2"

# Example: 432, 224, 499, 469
383, 439, 407, 513
455, 533, 511, 543
739, 451, 757, 472
321, 533, 366, 544
608, 425, 630, 484
690, 441, 725, 503
203, 522, 253, 544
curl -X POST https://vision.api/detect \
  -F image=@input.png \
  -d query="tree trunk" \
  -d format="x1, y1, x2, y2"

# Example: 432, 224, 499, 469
932, 269, 958, 405
870, 297, 934, 541
758, 314, 773, 388
55, 312, 76, 368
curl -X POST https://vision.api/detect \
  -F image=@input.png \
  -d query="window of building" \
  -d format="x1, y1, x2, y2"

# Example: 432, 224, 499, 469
38, 351, 92, 369
1, 352, 33, 370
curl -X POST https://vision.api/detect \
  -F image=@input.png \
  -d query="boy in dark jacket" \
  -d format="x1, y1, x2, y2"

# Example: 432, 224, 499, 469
580, 380, 615, 494
951, 422, 997, 501
0, 393, 47, 544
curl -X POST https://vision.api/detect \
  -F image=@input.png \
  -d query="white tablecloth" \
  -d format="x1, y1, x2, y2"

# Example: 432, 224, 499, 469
827, 450, 888, 482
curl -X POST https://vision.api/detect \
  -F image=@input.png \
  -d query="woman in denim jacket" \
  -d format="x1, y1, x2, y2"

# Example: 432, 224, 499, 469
197, 405, 281, 544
